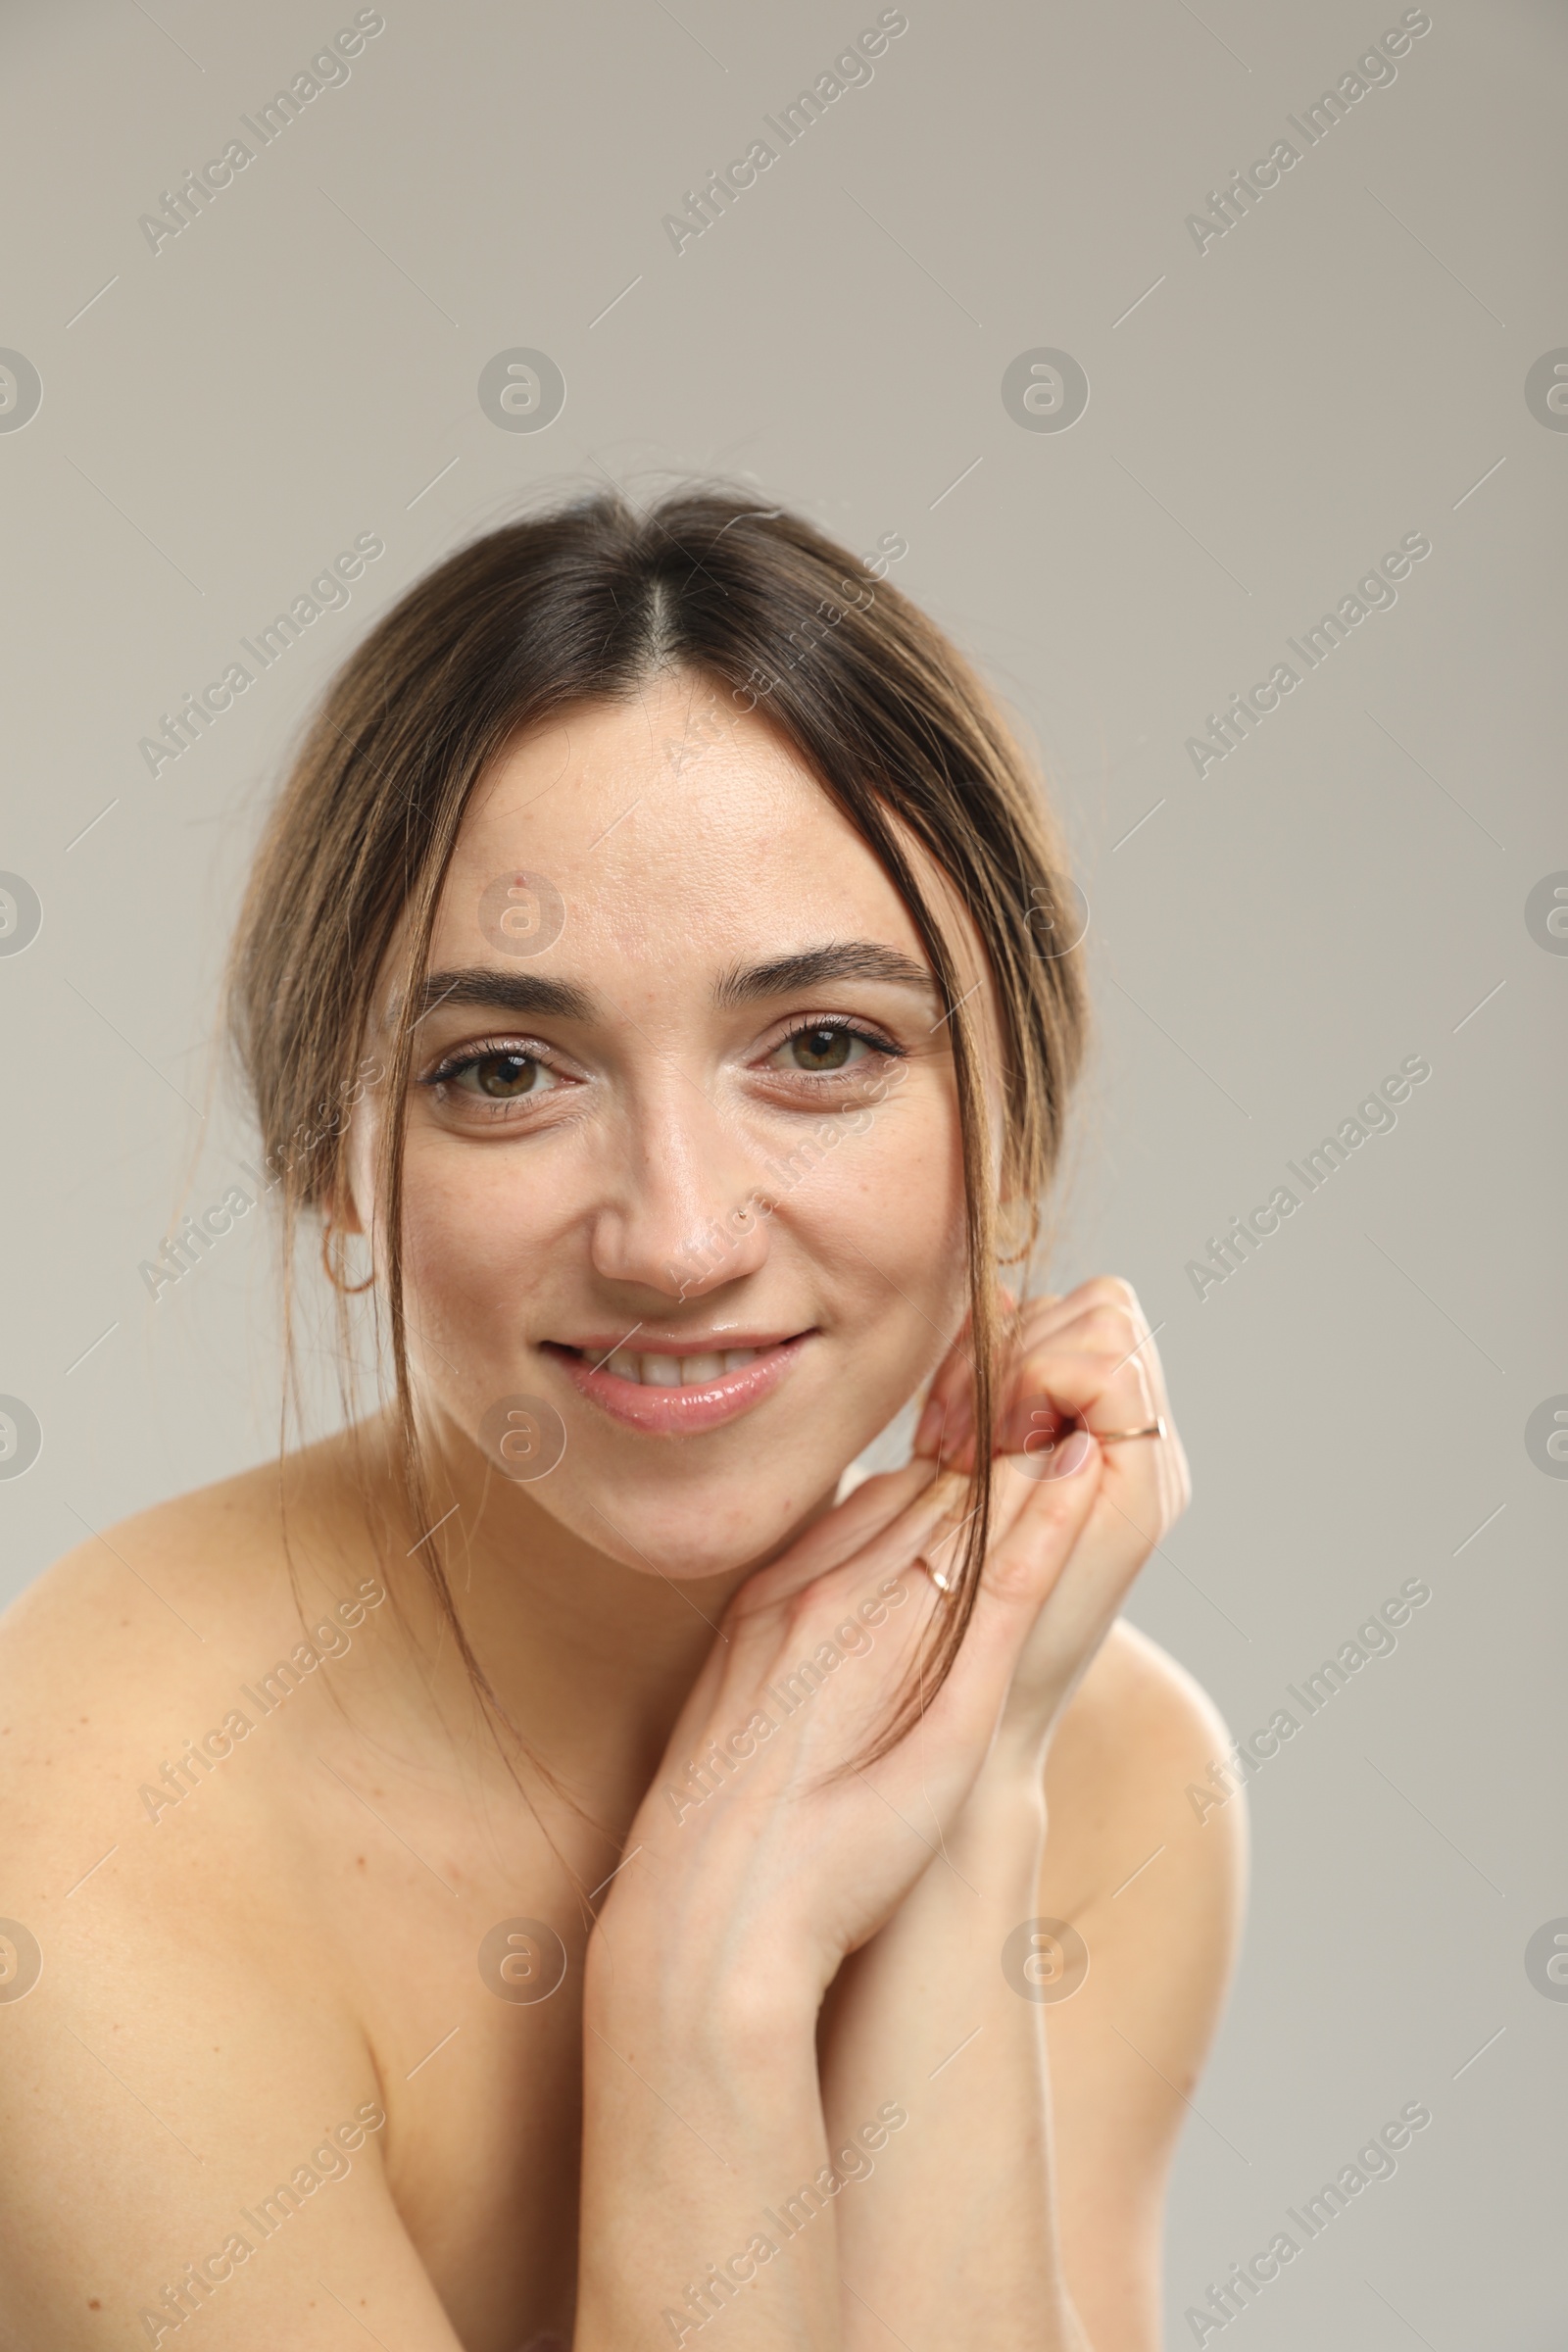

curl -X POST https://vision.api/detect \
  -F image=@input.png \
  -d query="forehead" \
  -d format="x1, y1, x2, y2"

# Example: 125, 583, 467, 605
435, 673, 919, 960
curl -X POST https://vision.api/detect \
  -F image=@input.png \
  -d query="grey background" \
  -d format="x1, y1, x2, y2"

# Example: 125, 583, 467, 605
1, 0, 1562, 2339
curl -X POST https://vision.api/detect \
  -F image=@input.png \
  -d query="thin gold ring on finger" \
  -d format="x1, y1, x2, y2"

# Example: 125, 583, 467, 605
1093, 1417, 1166, 1445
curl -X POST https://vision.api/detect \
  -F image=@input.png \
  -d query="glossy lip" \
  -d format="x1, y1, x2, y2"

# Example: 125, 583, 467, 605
543, 1332, 812, 1436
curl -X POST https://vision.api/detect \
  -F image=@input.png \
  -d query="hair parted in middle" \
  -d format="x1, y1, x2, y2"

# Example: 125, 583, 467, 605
223, 481, 1089, 1768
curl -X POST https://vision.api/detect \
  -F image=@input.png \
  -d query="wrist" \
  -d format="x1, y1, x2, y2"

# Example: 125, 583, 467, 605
585, 1903, 823, 2061
956, 1750, 1051, 1865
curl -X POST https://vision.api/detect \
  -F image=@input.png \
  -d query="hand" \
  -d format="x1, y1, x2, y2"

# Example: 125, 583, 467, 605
592, 1439, 1109, 2017
912, 1275, 1191, 1762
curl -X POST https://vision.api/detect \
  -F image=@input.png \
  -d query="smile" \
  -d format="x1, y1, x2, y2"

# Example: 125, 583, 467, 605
543, 1332, 812, 1435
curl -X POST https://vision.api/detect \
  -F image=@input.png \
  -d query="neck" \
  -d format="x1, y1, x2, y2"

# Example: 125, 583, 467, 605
306, 1408, 793, 1809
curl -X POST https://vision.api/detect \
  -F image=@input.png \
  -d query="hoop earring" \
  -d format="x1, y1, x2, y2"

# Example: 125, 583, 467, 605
995, 1198, 1040, 1267
320, 1220, 375, 1295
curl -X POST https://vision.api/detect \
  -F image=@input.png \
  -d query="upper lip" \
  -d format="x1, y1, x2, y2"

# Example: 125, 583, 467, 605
547, 1330, 809, 1355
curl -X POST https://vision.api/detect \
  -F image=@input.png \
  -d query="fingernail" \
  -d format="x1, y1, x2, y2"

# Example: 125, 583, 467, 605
1042, 1429, 1094, 1481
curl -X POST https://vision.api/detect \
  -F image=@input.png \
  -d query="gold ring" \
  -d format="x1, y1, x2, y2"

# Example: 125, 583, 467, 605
1093, 1417, 1166, 1445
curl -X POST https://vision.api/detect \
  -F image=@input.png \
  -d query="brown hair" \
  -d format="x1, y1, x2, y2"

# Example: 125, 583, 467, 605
223, 483, 1087, 1765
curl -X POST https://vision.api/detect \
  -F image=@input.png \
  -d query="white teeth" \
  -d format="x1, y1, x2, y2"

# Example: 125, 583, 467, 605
594, 1345, 764, 1387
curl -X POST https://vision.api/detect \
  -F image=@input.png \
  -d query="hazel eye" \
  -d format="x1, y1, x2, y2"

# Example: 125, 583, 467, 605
778, 1025, 865, 1073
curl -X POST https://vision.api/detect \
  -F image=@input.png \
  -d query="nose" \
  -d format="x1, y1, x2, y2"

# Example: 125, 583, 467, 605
586, 1085, 772, 1302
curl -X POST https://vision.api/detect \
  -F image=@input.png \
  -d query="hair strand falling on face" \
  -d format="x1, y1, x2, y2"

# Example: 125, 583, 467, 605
222, 480, 1088, 1781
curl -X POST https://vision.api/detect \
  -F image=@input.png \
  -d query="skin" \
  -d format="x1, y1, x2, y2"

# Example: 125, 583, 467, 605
0, 674, 1245, 2350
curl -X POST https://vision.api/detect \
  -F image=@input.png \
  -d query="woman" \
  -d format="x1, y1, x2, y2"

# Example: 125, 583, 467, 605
0, 489, 1244, 2349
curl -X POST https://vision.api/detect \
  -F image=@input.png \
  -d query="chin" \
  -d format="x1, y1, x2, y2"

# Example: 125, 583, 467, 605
552, 1458, 843, 1583
439, 1330, 927, 1581
530, 1382, 885, 1583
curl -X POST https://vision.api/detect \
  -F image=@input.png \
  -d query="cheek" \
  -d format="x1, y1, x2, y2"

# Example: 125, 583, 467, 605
395, 1141, 562, 1339
787, 1099, 969, 1331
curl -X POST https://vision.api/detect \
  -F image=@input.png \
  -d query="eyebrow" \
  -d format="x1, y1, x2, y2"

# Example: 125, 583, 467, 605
414, 968, 597, 1024
414, 942, 938, 1027
711, 943, 938, 1008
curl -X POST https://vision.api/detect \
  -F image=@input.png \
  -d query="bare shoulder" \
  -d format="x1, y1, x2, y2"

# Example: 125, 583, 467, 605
0, 1451, 459, 2343
1043, 1613, 1247, 1921
2, 1431, 380, 1703
0, 1434, 394, 1909
0, 1439, 364, 1970
1039, 1621, 1248, 2346
4, 1459, 264, 1754
5, 1436, 353, 1642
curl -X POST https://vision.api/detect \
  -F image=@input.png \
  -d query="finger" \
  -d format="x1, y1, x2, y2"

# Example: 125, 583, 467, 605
1025, 1313, 1188, 1537
772, 1459, 1036, 1664
909, 1317, 981, 1458
932, 1342, 1159, 1486
1059, 1296, 1171, 1427
734, 1459, 958, 1615
925, 1442, 1105, 1734
911, 1287, 1017, 1458
840, 1427, 1054, 1612
1001, 1283, 1170, 1430
914, 1278, 1155, 1463
998, 1342, 1158, 1456
1009, 1288, 1188, 1528
1013, 1287, 1161, 1395
1015, 1277, 1152, 1352
1005, 1289, 1089, 1350
697, 1475, 979, 1765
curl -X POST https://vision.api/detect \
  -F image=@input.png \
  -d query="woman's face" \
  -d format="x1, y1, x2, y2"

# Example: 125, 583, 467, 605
355, 672, 985, 1583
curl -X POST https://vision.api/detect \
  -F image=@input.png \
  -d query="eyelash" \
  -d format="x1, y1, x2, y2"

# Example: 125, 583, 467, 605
420, 1035, 550, 1081
769, 1016, 906, 1075
416, 1017, 906, 1103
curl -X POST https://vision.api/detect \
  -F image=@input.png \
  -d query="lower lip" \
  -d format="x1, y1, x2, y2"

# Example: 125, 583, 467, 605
545, 1335, 811, 1436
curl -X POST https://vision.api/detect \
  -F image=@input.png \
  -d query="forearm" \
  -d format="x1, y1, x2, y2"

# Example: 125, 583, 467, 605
818, 1768, 1087, 2350
574, 1925, 841, 2350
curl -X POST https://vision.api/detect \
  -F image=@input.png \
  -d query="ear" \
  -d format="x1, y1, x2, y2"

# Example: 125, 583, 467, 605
321, 1072, 382, 1238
